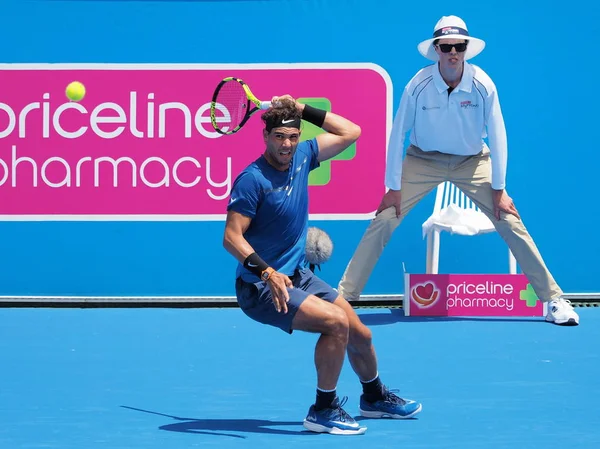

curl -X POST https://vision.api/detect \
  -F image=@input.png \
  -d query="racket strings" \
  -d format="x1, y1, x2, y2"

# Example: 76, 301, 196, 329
214, 80, 250, 131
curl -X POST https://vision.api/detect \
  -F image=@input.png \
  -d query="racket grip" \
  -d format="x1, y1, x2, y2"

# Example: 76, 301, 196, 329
260, 101, 272, 110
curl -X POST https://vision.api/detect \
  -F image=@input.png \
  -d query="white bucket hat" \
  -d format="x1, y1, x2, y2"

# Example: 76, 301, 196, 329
417, 15, 485, 61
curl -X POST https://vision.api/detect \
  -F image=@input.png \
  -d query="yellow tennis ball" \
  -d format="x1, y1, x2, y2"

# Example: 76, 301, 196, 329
66, 81, 86, 102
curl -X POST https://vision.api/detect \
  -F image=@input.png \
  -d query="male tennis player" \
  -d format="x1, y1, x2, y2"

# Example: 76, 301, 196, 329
223, 97, 422, 435
338, 15, 579, 326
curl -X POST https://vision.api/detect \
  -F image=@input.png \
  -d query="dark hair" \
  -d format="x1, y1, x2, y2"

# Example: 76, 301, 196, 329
261, 99, 302, 132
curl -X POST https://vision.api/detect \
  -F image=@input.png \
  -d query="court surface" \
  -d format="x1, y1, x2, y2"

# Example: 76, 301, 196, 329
1, 306, 599, 449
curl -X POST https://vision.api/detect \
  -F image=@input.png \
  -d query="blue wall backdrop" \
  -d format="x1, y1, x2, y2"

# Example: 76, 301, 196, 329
0, 0, 597, 297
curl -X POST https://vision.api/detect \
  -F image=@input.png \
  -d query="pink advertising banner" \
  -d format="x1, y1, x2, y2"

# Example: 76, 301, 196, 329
404, 274, 546, 317
0, 63, 391, 221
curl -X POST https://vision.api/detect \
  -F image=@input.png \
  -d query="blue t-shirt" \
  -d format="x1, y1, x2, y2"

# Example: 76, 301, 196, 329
227, 138, 320, 281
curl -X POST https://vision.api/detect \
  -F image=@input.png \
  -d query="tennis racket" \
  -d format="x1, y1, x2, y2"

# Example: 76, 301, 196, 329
210, 77, 272, 135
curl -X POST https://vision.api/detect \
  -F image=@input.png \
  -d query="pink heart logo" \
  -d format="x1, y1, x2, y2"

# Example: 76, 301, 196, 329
411, 282, 440, 308
416, 283, 434, 300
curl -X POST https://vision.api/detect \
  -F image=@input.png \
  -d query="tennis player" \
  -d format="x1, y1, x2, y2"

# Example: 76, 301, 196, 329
223, 96, 422, 435
338, 15, 579, 326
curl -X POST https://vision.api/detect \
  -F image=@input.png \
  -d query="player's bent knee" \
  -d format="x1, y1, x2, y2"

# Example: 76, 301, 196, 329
292, 295, 349, 340
325, 306, 350, 341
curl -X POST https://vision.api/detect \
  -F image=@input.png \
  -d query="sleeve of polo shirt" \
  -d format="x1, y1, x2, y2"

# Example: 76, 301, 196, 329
227, 171, 261, 219
305, 137, 320, 171
385, 86, 414, 191
486, 87, 508, 190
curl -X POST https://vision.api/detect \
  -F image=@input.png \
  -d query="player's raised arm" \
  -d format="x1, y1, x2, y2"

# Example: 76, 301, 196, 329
308, 105, 361, 163
270, 95, 361, 163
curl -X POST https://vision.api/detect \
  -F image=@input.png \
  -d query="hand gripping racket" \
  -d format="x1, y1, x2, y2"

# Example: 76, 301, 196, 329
210, 77, 272, 135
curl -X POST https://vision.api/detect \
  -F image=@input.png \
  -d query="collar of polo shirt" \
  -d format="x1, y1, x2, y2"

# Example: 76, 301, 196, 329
432, 61, 475, 94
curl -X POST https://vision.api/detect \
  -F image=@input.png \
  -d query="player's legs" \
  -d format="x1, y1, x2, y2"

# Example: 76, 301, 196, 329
291, 269, 352, 393
293, 268, 377, 384
292, 295, 349, 390
332, 295, 422, 418
237, 273, 349, 391
449, 151, 578, 325
237, 274, 365, 434
338, 146, 446, 300
291, 276, 366, 434
330, 296, 376, 380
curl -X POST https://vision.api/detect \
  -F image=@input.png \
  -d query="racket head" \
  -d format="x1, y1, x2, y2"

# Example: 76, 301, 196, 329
210, 77, 265, 135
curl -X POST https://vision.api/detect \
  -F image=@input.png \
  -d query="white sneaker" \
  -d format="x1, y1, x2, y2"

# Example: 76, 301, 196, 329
545, 298, 579, 326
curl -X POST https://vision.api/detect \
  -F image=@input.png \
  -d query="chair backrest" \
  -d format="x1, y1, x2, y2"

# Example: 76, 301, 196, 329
432, 181, 481, 214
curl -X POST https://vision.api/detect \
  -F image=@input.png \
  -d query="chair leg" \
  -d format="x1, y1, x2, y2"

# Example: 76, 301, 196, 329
426, 232, 433, 274
431, 230, 440, 274
509, 249, 517, 274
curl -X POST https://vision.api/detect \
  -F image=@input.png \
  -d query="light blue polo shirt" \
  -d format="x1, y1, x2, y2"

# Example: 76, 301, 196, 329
386, 61, 508, 190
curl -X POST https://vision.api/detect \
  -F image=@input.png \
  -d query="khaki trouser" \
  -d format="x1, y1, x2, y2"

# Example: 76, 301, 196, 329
338, 145, 562, 302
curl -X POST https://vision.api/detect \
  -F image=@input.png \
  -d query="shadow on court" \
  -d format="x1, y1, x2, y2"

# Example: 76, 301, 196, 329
121, 405, 315, 439
357, 308, 542, 325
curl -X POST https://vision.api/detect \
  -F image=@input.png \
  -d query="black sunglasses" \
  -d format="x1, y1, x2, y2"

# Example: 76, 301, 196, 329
437, 42, 468, 53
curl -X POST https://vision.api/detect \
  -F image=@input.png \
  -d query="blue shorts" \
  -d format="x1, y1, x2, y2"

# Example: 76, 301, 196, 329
235, 268, 339, 334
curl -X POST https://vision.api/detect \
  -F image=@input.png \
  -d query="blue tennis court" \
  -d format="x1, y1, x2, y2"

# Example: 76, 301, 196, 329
1, 305, 598, 448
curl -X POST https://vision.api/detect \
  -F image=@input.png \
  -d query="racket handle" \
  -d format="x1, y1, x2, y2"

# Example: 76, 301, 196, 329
260, 101, 272, 110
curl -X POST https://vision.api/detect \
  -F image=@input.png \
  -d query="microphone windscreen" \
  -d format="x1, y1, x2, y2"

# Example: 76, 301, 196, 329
305, 227, 333, 265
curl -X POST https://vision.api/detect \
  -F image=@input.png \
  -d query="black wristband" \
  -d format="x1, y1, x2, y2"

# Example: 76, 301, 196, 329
243, 252, 269, 277
301, 104, 326, 128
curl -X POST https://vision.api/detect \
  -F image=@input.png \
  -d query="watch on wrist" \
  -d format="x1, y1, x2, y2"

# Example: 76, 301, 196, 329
260, 267, 275, 281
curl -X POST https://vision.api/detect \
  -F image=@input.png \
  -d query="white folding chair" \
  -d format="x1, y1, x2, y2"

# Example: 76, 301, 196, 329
422, 181, 517, 274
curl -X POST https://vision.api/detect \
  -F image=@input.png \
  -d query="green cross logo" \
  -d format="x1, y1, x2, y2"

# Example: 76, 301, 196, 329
298, 97, 356, 186
519, 283, 539, 307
